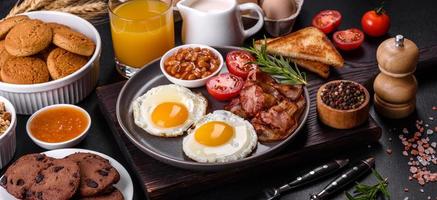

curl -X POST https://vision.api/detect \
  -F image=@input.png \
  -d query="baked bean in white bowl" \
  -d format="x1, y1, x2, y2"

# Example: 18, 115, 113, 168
160, 44, 224, 88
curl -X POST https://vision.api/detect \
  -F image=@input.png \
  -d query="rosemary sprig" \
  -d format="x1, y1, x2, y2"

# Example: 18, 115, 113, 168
345, 169, 390, 200
244, 40, 307, 85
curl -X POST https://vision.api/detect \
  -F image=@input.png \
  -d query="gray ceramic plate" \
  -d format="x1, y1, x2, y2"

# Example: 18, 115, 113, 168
116, 46, 310, 171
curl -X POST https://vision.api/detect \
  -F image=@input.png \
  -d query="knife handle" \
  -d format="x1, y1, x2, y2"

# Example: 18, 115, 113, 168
277, 159, 349, 194
310, 158, 374, 200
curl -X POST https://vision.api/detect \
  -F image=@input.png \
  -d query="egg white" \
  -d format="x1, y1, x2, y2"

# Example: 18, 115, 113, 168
182, 110, 258, 163
132, 84, 207, 137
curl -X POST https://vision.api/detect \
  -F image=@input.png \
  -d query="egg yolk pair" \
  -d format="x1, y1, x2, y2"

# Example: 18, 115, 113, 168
151, 102, 234, 146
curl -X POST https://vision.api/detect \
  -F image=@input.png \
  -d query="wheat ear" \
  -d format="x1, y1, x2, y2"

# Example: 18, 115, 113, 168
54, 2, 107, 18
7, 0, 55, 17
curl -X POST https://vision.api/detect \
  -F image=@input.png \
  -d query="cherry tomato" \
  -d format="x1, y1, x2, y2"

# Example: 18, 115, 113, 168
361, 10, 390, 37
333, 28, 365, 51
206, 73, 244, 101
225, 50, 257, 79
312, 10, 342, 34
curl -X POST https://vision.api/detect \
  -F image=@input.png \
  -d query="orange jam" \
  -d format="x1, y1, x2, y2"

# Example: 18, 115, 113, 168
29, 106, 89, 143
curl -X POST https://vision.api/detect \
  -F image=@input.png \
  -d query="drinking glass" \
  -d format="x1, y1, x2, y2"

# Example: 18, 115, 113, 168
109, 0, 175, 78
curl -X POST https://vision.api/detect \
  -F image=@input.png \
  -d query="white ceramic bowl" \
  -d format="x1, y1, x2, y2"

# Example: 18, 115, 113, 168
0, 96, 16, 169
26, 104, 91, 150
0, 11, 101, 115
160, 44, 224, 88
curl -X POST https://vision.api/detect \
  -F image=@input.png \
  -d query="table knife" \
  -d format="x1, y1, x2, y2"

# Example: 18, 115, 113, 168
250, 159, 349, 200
310, 157, 375, 200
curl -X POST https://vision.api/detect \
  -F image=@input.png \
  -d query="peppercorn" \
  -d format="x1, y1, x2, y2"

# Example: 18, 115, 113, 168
320, 81, 366, 110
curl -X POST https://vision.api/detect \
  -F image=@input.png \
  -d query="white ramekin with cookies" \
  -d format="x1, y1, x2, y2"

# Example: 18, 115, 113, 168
0, 11, 101, 115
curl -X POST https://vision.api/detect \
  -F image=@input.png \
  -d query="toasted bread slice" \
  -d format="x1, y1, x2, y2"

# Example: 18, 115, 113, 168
254, 38, 278, 46
254, 38, 330, 78
293, 59, 330, 78
262, 27, 344, 68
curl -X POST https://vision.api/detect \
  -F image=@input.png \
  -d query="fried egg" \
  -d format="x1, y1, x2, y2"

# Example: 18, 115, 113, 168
182, 110, 258, 163
132, 84, 207, 137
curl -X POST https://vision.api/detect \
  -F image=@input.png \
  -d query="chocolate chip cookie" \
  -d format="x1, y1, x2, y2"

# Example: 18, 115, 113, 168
47, 47, 88, 79
30, 158, 81, 200
66, 153, 120, 197
2, 154, 54, 199
5, 19, 52, 56
80, 187, 124, 200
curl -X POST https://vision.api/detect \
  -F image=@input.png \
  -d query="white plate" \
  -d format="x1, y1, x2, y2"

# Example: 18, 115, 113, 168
0, 148, 133, 200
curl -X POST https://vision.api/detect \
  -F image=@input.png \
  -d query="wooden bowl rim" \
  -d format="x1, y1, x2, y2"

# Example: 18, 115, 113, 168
317, 80, 370, 113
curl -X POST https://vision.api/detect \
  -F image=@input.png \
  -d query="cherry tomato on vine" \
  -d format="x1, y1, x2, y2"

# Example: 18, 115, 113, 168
361, 9, 390, 37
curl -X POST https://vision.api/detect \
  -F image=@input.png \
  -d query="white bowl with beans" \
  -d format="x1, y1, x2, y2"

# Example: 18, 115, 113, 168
160, 44, 224, 88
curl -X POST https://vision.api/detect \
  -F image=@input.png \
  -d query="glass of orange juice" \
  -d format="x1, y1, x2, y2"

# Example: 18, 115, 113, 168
109, 0, 175, 78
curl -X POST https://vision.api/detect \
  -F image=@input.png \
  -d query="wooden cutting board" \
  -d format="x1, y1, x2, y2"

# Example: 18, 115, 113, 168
95, 57, 390, 199
96, 79, 381, 199
96, 43, 437, 200
95, 43, 437, 199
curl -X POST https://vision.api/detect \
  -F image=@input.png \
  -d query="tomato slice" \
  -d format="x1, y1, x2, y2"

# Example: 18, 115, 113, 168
225, 50, 257, 79
333, 28, 365, 51
312, 10, 342, 34
206, 73, 244, 101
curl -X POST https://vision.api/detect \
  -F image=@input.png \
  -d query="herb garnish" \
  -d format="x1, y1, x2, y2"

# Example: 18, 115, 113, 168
244, 40, 307, 85
345, 169, 390, 200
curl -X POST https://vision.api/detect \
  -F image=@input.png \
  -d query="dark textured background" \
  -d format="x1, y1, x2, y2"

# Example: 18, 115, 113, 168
1, 0, 437, 199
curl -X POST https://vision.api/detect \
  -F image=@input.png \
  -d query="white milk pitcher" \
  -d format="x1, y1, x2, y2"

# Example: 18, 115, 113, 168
177, 0, 264, 46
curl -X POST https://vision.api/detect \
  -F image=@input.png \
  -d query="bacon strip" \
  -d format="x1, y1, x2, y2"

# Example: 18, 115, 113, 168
225, 70, 305, 142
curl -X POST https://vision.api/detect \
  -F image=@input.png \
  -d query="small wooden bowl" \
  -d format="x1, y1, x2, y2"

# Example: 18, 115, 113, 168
317, 80, 370, 129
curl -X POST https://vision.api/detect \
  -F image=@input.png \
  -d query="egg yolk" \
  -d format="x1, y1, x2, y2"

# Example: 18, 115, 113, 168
194, 121, 234, 146
151, 102, 188, 128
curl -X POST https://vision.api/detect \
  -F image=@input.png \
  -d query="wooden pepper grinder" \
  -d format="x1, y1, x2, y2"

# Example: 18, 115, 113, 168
373, 35, 419, 119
